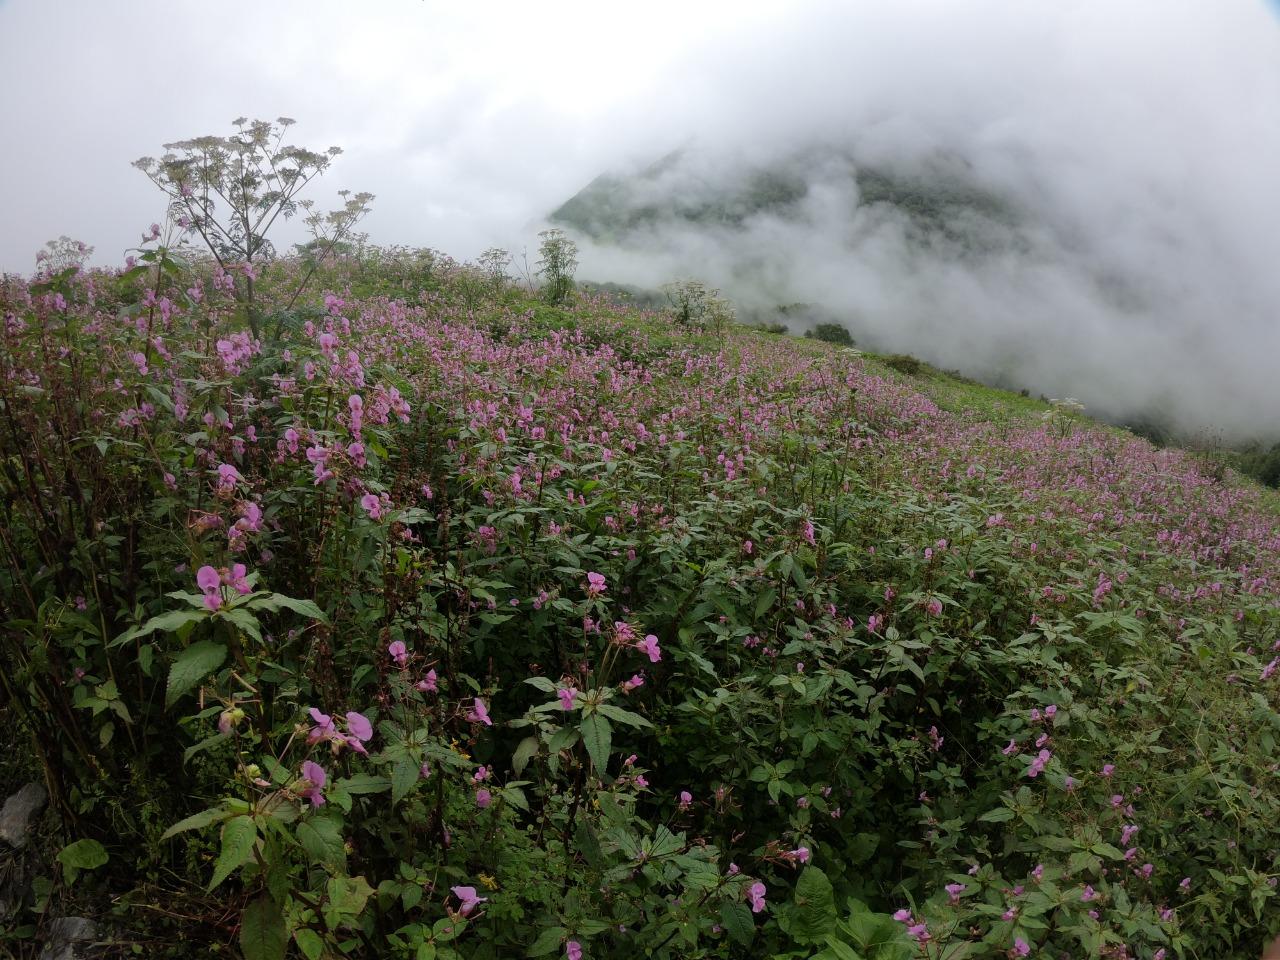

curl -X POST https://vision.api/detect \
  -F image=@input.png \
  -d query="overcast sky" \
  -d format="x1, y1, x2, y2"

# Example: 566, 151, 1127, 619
2, 0, 1279, 437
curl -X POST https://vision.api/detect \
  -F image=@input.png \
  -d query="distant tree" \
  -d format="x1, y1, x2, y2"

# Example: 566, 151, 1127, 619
662, 278, 736, 336
133, 117, 372, 338
536, 229, 578, 306
804, 322, 855, 346
478, 246, 512, 292
34, 236, 94, 277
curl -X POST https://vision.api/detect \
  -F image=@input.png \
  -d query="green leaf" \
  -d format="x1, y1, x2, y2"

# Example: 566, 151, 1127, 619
523, 676, 558, 693
755, 587, 777, 620
978, 806, 1015, 823
788, 867, 838, 945
296, 818, 345, 868
813, 939, 863, 960
294, 928, 324, 960
165, 640, 227, 707
183, 732, 230, 765
252, 592, 327, 621
527, 926, 568, 957
161, 806, 232, 840
392, 757, 420, 805
222, 607, 263, 643
240, 895, 288, 960
111, 608, 205, 646
208, 816, 257, 891
335, 774, 391, 794
720, 901, 755, 945
647, 824, 683, 858
579, 712, 612, 773
595, 703, 653, 728
512, 735, 539, 776
57, 838, 108, 883
326, 875, 374, 916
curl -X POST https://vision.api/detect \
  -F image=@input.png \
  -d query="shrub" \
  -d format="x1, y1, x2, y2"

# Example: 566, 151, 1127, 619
804, 322, 855, 346
133, 117, 372, 338
536, 229, 578, 306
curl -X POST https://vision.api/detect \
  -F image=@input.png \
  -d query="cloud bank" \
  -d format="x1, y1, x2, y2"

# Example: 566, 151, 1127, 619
1, 0, 1278, 438
561, 2, 1280, 441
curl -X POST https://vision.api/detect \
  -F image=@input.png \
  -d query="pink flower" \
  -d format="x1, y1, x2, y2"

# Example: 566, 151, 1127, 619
473, 765, 490, 782
416, 669, 438, 692
1012, 938, 1030, 957
451, 885, 486, 916
307, 708, 336, 745
1081, 885, 1098, 902
925, 598, 943, 617
945, 882, 965, 903
361, 493, 383, 520
345, 711, 373, 743
565, 941, 582, 960
678, 790, 692, 810
621, 673, 645, 693
475, 788, 492, 809
196, 565, 221, 591
585, 571, 607, 596
388, 640, 407, 666
299, 760, 327, 807
557, 687, 578, 711
216, 463, 241, 490
748, 881, 767, 913
227, 563, 251, 594
1026, 748, 1051, 778
637, 634, 662, 663
467, 697, 492, 726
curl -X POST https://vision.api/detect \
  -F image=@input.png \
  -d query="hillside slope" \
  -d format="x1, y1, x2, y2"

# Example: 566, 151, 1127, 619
2, 252, 1278, 958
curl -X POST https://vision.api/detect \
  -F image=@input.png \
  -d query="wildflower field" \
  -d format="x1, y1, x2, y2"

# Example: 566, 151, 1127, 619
2, 244, 1278, 959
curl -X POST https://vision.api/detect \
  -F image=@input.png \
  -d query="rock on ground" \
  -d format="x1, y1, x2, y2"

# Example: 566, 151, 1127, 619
0, 782, 48, 850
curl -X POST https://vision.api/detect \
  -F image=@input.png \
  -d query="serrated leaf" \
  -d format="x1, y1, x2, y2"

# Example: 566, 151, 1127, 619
579, 712, 612, 773
252, 592, 327, 621
526, 926, 568, 957
523, 676, 558, 693
512, 735, 539, 776
595, 703, 653, 728
296, 818, 345, 868
208, 816, 256, 891
392, 757, 420, 805
294, 928, 324, 960
326, 875, 373, 916
720, 901, 755, 945
789, 866, 838, 945
161, 806, 232, 840
183, 732, 230, 765
978, 806, 1015, 823
222, 607, 263, 643
166, 640, 227, 707
240, 895, 288, 960
111, 608, 205, 647
335, 774, 391, 794
57, 838, 108, 870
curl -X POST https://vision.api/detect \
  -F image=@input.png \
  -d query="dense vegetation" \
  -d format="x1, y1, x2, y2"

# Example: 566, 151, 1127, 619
2, 235, 1279, 960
